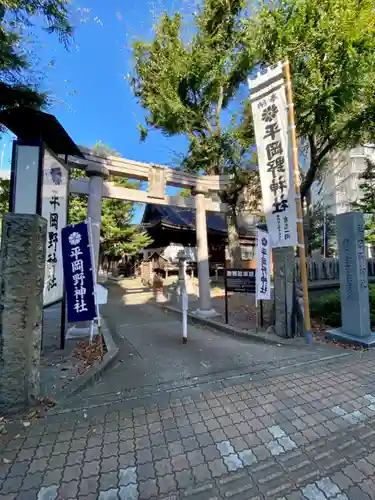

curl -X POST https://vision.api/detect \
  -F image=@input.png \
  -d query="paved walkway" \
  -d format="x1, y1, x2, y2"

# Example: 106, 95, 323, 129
2, 351, 375, 499
63, 282, 348, 412
2, 283, 375, 499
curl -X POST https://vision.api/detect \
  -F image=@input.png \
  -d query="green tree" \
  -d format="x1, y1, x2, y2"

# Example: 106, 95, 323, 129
0, 0, 73, 113
132, 0, 375, 258
354, 157, 375, 245
69, 142, 152, 261
245, 0, 375, 198
179, 188, 191, 198
131, 0, 260, 265
0, 177, 10, 222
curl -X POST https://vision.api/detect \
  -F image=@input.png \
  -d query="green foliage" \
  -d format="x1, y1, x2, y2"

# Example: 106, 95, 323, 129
131, 0, 259, 263
132, 1, 253, 177
310, 285, 375, 328
245, 0, 375, 197
132, 0, 375, 212
0, 178, 9, 222
0, 0, 73, 113
353, 157, 375, 245
179, 188, 191, 198
68, 142, 152, 259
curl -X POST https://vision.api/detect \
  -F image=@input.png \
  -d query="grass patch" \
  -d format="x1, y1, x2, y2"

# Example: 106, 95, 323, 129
310, 284, 375, 328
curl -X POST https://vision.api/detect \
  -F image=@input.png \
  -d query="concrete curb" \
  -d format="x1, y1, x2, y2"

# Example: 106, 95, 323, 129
161, 303, 302, 347
56, 316, 120, 401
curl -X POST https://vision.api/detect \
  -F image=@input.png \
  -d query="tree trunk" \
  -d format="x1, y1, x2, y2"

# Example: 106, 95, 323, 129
226, 206, 242, 267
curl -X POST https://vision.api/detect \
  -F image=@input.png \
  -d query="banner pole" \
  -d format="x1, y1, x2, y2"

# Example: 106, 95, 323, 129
283, 60, 312, 340
224, 261, 229, 325
87, 217, 100, 327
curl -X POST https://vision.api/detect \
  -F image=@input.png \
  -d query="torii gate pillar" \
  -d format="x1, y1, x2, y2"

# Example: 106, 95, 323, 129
193, 190, 218, 318
86, 163, 109, 271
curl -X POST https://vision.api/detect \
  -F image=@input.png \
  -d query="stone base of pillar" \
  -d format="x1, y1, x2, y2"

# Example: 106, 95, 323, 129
194, 308, 220, 319
66, 324, 99, 339
155, 291, 168, 303
185, 277, 196, 296
273, 247, 294, 338
327, 329, 375, 348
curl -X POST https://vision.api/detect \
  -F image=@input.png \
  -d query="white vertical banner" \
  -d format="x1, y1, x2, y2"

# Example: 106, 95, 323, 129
248, 62, 298, 248
256, 229, 271, 300
42, 149, 69, 306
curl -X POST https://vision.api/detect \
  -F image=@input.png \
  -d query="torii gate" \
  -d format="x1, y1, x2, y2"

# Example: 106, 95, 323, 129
66, 146, 229, 318
1, 107, 230, 318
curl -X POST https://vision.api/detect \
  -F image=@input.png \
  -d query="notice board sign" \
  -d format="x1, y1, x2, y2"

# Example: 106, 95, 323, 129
225, 269, 256, 293
224, 268, 256, 324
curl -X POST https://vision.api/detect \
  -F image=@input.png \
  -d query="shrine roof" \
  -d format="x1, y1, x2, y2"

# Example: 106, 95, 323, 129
141, 204, 255, 238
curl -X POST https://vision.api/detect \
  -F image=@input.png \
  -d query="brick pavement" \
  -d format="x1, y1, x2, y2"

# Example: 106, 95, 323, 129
67, 283, 347, 413
3, 353, 375, 499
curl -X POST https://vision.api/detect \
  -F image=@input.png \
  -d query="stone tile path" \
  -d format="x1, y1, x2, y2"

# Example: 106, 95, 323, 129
3, 352, 375, 499
2, 283, 375, 499
63, 282, 346, 412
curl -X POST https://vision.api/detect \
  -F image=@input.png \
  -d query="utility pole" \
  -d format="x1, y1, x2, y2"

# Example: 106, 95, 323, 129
323, 209, 327, 258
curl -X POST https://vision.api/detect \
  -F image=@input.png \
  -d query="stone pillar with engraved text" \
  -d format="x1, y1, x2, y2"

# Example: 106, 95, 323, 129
0, 214, 47, 411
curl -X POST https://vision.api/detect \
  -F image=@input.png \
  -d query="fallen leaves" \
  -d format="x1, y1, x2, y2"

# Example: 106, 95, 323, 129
311, 319, 364, 350
0, 396, 57, 439
73, 335, 107, 376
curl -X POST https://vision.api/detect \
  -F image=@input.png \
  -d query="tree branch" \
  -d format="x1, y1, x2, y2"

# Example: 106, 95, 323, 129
317, 137, 337, 164
301, 134, 339, 199
308, 134, 317, 164
301, 135, 318, 199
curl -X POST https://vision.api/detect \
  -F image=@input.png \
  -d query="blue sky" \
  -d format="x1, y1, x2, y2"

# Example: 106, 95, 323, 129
1, 0, 199, 222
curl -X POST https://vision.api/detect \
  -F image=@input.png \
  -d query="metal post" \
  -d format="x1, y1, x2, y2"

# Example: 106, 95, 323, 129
60, 293, 66, 349
87, 218, 100, 344
224, 265, 229, 324
284, 61, 312, 341
182, 291, 188, 344
323, 209, 328, 258
60, 152, 69, 350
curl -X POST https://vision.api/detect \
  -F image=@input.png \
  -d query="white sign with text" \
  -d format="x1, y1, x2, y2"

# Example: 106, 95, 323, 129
42, 150, 69, 306
249, 63, 298, 248
256, 229, 271, 301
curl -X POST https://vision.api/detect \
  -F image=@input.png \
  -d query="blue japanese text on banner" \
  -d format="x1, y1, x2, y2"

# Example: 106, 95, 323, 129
61, 222, 97, 323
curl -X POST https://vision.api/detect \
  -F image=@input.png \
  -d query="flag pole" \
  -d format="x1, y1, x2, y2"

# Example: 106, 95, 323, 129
283, 60, 312, 341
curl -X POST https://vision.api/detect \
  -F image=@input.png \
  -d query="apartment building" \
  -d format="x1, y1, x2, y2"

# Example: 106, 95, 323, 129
318, 146, 375, 215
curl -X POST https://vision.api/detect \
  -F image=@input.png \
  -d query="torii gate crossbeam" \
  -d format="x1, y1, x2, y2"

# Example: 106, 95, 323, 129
67, 147, 230, 318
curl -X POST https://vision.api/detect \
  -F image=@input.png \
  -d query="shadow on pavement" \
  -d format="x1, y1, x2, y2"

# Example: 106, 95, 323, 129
58, 279, 350, 413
